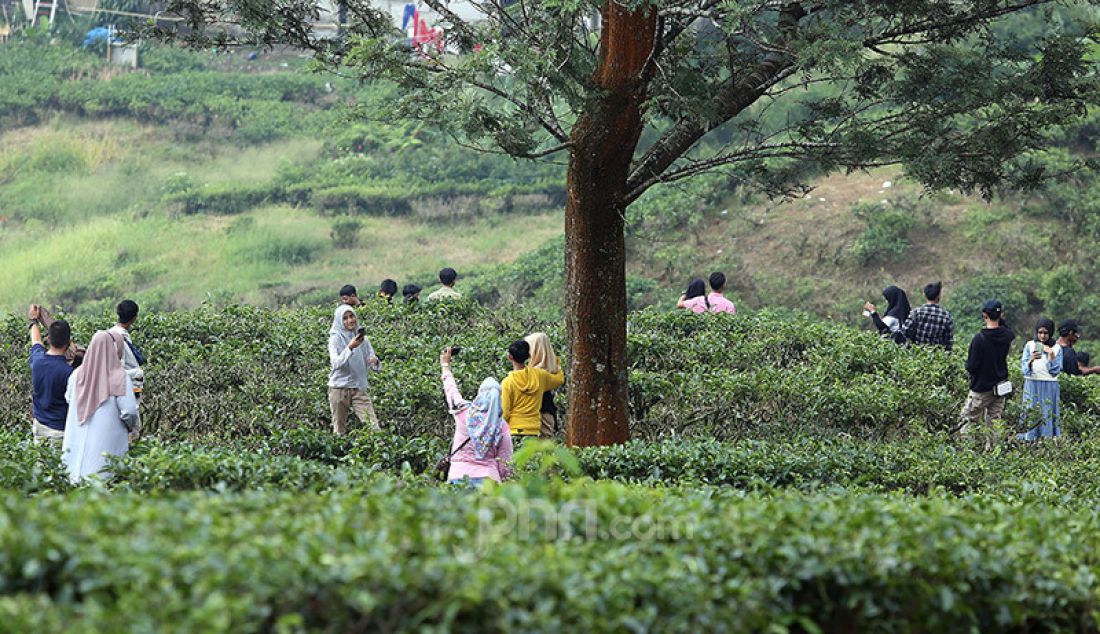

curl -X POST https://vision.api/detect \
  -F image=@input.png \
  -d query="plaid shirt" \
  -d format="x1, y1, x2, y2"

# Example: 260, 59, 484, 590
902, 303, 954, 351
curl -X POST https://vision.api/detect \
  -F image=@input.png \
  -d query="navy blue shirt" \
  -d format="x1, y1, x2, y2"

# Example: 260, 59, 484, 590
29, 344, 73, 431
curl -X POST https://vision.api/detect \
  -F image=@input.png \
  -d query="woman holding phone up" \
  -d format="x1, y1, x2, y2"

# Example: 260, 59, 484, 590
1019, 318, 1063, 440
328, 304, 382, 435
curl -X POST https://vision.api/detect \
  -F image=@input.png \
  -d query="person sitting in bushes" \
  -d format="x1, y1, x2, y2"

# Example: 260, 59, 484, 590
27, 305, 75, 447
426, 267, 461, 302
707, 272, 737, 314
339, 284, 363, 307
676, 278, 710, 313
327, 305, 381, 435
439, 346, 513, 486
377, 279, 398, 303
402, 283, 422, 304
501, 339, 564, 438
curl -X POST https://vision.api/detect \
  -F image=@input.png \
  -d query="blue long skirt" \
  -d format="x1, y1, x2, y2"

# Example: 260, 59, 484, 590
1019, 379, 1060, 440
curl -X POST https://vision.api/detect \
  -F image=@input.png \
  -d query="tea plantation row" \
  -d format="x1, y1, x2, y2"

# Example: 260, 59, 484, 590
7, 302, 1100, 442
2, 475, 1100, 632
7, 427, 1100, 501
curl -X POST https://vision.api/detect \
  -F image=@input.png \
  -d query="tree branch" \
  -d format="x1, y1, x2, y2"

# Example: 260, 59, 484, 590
625, 1, 806, 198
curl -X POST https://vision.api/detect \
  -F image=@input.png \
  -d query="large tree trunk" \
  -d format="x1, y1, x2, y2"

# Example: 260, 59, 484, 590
564, 1, 656, 447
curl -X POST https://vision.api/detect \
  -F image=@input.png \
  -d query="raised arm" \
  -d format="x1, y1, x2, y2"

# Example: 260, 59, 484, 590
28, 304, 43, 348
1049, 346, 1063, 377
440, 348, 467, 411
1020, 343, 1034, 377
544, 368, 565, 391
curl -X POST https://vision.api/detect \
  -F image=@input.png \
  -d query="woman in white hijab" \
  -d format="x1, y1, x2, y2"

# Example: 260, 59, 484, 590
328, 304, 382, 435
62, 330, 140, 484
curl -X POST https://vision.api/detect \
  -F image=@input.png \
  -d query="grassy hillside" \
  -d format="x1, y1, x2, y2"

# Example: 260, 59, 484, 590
3, 32, 1099, 340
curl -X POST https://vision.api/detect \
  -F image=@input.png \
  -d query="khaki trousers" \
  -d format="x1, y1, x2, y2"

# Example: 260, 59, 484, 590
32, 418, 64, 447
539, 412, 556, 439
957, 390, 1006, 436
328, 387, 380, 435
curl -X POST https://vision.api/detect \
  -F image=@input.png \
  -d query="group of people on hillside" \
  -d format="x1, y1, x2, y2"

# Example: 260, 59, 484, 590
339, 267, 463, 307
26, 300, 145, 484
326, 266, 562, 485
861, 282, 1100, 445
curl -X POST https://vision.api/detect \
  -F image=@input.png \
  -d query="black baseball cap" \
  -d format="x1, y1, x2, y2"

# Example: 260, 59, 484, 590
1060, 320, 1081, 337
981, 299, 1003, 318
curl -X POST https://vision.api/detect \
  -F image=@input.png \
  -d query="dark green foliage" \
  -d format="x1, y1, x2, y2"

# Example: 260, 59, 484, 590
849, 197, 929, 266
4, 477, 1100, 631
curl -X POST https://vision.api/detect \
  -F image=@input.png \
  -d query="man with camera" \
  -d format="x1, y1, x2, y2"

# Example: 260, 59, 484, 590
327, 304, 382, 435
27, 304, 75, 446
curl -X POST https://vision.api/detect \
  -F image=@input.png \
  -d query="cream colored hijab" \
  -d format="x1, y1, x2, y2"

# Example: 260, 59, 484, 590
74, 330, 128, 424
524, 332, 560, 374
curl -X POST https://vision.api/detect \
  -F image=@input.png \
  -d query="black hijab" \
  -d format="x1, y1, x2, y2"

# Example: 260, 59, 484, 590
882, 286, 911, 323
1035, 318, 1055, 345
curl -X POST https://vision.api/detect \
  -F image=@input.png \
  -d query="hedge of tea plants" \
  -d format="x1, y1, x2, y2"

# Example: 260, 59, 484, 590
6, 302, 1100, 442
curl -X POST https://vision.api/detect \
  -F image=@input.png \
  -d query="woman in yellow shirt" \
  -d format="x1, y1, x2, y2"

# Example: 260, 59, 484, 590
501, 339, 564, 437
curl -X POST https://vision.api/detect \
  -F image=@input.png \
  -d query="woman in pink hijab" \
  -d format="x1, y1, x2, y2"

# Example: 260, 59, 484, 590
61, 330, 140, 484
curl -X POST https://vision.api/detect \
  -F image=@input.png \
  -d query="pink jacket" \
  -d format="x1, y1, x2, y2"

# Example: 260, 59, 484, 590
442, 368, 514, 482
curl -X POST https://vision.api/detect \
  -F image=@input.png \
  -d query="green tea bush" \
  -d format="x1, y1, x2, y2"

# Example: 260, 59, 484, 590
5, 303, 1100, 442
3, 481, 1100, 631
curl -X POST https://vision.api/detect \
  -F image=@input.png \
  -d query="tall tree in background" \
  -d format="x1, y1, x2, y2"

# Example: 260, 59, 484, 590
155, 0, 1098, 446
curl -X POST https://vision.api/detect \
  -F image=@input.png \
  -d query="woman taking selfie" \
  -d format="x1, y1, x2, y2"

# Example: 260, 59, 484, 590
328, 305, 381, 435
1019, 318, 1063, 440
439, 347, 513, 485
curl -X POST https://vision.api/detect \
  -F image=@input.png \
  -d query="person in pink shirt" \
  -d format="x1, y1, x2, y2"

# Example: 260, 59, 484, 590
707, 272, 736, 315
439, 347, 513, 486
676, 278, 710, 313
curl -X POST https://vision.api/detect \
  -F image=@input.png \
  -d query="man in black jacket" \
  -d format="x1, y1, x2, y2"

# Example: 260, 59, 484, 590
958, 300, 1015, 444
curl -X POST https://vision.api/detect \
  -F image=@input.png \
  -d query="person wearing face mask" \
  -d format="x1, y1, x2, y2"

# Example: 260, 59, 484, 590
1019, 318, 1063, 440
327, 305, 382, 435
